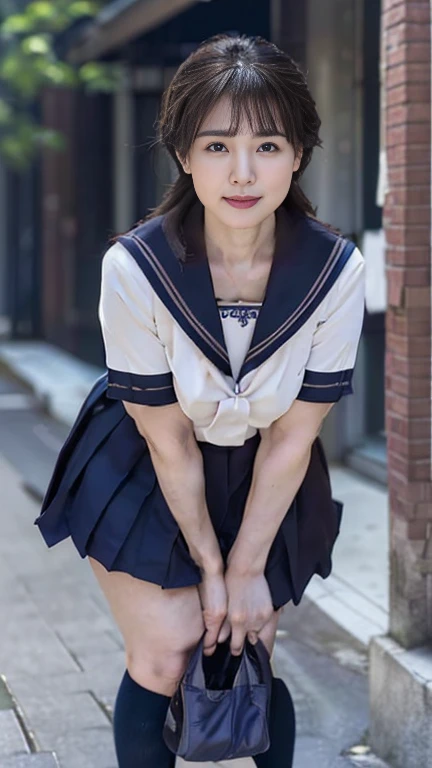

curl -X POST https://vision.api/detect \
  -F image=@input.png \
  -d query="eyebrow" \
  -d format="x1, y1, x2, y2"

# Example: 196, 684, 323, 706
196, 129, 287, 139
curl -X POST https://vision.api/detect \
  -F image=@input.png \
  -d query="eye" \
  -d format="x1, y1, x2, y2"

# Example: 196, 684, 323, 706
258, 142, 279, 153
206, 142, 228, 152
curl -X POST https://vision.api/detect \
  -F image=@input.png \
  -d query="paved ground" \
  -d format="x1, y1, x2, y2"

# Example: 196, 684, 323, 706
0, 371, 390, 768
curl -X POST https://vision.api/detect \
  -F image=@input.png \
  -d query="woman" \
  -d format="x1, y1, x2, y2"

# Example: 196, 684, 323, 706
35, 34, 365, 767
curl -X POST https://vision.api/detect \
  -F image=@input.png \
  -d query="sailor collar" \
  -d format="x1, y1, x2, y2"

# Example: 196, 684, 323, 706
118, 201, 356, 382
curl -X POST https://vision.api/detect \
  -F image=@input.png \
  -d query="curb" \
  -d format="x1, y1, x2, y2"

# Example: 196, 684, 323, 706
0, 341, 103, 427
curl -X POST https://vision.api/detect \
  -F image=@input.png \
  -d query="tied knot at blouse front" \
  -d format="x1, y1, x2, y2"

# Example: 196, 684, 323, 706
99, 201, 366, 446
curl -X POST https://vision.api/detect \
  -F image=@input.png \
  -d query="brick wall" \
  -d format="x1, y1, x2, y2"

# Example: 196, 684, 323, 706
383, 0, 432, 647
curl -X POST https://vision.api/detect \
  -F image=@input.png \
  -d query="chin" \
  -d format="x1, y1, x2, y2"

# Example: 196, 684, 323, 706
221, 204, 276, 228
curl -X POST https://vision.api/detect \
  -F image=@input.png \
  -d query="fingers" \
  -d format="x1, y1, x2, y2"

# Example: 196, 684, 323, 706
256, 607, 282, 656
217, 617, 231, 645
230, 621, 246, 656
202, 613, 226, 656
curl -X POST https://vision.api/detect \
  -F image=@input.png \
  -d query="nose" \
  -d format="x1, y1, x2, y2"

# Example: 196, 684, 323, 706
229, 151, 256, 187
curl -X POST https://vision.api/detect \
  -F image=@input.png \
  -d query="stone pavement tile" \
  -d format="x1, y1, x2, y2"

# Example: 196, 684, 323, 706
0, 754, 59, 767
15, 690, 109, 741
21, 572, 114, 626
44, 729, 116, 768
11, 687, 116, 768
0, 709, 30, 757
70, 638, 123, 672
0, 596, 79, 678
8, 651, 125, 704
294, 735, 348, 767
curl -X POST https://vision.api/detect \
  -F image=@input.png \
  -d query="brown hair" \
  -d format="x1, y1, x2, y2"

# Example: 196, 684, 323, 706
148, 33, 326, 224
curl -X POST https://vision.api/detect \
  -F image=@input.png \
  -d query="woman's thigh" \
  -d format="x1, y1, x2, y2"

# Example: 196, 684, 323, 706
89, 557, 205, 695
89, 557, 283, 696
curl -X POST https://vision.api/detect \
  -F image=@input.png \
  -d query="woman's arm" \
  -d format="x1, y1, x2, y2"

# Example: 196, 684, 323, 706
124, 400, 227, 656
227, 399, 333, 573
124, 400, 223, 575
222, 399, 334, 654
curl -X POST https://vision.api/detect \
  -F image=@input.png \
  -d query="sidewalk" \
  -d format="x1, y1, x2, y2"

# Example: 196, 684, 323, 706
0, 340, 390, 648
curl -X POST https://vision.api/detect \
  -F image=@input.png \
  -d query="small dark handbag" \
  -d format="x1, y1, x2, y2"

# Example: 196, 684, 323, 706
163, 633, 272, 762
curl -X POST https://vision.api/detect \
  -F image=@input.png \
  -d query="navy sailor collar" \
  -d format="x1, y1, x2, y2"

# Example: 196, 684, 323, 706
118, 201, 356, 381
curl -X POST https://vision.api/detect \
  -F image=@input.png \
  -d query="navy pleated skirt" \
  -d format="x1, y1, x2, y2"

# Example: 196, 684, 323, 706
35, 374, 343, 611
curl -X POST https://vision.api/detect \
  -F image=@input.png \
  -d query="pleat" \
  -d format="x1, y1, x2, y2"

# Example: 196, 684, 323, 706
66, 415, 149, 556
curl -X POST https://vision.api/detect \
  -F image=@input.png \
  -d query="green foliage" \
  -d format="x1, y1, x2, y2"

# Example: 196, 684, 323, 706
0, 0, 120, 169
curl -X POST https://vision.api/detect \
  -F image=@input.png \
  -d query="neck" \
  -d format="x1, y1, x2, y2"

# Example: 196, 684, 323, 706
204, 208, 276, 269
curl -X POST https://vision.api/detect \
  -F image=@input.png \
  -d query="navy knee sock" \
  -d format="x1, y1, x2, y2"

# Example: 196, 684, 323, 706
113, 670, 175, 768
253, 676, 296, 767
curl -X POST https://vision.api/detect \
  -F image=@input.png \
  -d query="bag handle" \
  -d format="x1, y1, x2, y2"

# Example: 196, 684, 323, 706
235, 638, 272, 689
185, 632, 272, 692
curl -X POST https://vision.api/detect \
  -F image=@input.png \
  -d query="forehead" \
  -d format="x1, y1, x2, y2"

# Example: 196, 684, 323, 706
197, 94, 285, 136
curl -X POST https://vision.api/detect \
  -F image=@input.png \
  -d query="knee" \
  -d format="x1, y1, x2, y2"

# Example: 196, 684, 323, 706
127, 649, 191, 697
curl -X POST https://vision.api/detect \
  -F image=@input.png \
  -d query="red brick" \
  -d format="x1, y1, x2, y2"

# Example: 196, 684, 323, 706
388, 433, 431, 459
386, 313, 430, 336
407, 520, 429, 539
387, 268, 405, 306
389, 493, 418, 520
388, 125, 431, 149
405, 286, 431, 307
387, 83, 431, 107
387, 188, 430, 207
386, 21, 431, 47
387, 414, 430, 441
388, 471, 432, 502
408, 419, 432, 440
386, 62, 431, 88
387, 353, 431, 379
388, 373, 430, 398
388, 453, 430, 481
387, 332, 431, 359
386, 390, 430, 419
386, 225, 430, 248
388, 204, 430, 225
403, 268, 430, 287
387, 104, 431, 126
384, 3, 430, 26
385, 246, 431, 266
387, 165, 431, 187
414, 502, 432, 519
387, 42, 431, 67
387, 125, 431, 152
387, 146, 430, 169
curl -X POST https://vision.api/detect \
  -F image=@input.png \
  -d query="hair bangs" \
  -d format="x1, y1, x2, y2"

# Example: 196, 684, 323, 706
180, 67, 301, 153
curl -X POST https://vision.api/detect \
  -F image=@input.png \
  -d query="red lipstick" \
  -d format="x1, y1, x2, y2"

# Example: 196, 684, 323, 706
223, 196, 261, 209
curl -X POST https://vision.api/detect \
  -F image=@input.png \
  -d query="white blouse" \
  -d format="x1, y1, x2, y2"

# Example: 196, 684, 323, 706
98, 204, 366, 447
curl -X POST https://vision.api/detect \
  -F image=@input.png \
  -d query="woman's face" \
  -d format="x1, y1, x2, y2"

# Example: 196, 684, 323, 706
178, 96, 302, 229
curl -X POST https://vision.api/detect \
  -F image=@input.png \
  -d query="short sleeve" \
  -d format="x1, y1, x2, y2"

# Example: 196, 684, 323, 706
296, 246, 365, 403
98, 242, 177, 406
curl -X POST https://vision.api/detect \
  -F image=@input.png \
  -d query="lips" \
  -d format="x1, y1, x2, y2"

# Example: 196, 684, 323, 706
225, 196, 260, 201
223, 196, 261, 209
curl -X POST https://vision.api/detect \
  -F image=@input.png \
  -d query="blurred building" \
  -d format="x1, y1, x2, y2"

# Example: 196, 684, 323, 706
2, 0, 384, 474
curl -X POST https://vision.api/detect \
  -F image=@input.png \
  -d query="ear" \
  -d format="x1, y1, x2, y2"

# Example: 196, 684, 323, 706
293, 148, 303, 173
175, 150, 191, 175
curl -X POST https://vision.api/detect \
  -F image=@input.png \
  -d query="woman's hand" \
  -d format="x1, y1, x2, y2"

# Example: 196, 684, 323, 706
197, 568, 228, 656
219, 566, 274, 656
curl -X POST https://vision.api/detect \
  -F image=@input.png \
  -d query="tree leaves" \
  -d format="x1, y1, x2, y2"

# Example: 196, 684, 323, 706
0, 1, 118, 168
